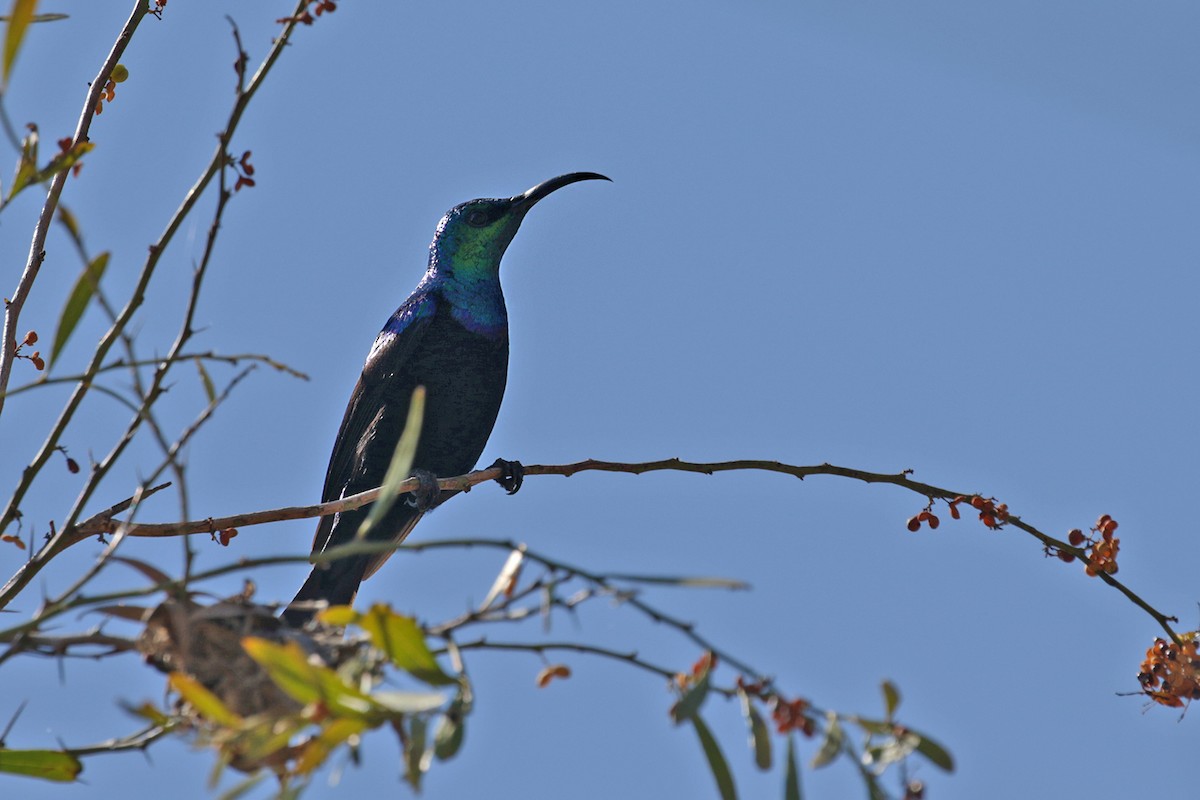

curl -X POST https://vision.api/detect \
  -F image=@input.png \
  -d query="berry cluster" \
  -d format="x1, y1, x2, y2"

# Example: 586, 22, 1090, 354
1052, 514, 1120, 576
233, 150, 256, 192
14, 330, 44, 371
1137, 635, 1200, 708
94, 64, 129, 116
277, 0, 337, 26
907, 495, 1009, 532
770, 695, 815, 736
948, 495, 1009, 529
736, 676, 815, 737
906, 509, 940, 531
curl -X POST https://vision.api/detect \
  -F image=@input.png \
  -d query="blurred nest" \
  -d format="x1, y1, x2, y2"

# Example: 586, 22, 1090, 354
134, 592, 348, 719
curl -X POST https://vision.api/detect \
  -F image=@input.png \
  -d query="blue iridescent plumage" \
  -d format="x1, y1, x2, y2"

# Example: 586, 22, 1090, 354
284, 173, 609, 623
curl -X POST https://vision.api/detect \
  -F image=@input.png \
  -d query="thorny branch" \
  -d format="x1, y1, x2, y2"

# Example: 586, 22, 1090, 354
10, 457, 1179, 646
0, 0, 150, 417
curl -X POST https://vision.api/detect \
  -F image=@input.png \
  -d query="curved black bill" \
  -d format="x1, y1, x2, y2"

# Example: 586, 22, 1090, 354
513, 172, 611, 209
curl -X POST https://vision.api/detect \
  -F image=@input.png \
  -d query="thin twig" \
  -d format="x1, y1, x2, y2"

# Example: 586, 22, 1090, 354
53, 457, 1180, 645
0, 1, 313, 607
2, 352, 307, 398
0, 0, 149, 417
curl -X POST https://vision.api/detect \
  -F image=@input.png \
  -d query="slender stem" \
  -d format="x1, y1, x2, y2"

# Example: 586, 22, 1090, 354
0, 0, 312, 599
0, 1, 149, 417
31, 456, 1179, 645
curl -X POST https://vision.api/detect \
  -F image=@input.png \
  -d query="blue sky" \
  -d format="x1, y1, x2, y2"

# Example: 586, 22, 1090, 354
2, 2, 1198, 798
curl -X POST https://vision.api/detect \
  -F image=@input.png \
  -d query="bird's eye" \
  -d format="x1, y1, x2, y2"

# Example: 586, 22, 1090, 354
465, 209, 490, 227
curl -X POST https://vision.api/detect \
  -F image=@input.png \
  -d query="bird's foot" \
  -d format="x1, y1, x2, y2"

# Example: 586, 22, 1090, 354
405, 469, 441, 512
490, 458, 524, 495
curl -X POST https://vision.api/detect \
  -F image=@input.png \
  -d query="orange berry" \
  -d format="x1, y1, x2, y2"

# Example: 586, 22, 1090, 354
970, 496, 985, 510
949, 504, 960, 520
23, 330, 37, 345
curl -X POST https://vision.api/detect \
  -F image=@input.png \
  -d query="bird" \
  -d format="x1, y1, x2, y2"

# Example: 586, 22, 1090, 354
283, 172, 610, 625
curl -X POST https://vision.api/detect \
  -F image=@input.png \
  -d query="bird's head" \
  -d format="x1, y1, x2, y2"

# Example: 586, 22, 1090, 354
429, 172, 610, 275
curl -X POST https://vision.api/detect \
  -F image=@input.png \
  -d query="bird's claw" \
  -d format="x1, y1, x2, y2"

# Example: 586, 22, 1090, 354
405, 469, 441, 512
490, 458, 524, 495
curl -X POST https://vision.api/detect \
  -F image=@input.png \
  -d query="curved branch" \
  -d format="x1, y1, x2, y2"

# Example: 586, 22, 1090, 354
44, 457, 1180, 644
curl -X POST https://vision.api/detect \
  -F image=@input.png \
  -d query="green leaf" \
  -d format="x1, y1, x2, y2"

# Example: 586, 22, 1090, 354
357, 603, 455, 686
0, 748, 81, 782
2, 0, 39, 88
241, 637, 375, 719
809, 711, 842, 769
293, 717, 368, 775
881, 680, 900, 720
912, 728, 955, 772
51, 250, 108, 365
368, 690, 446, 715
737, 688, 771, 770
56, 204, 82, 246
357, 385, 424, 539
403, 716, 427, 791
8, 140, 93, 202
433, 701, 465, 760
195, 357, 215, 403
669, 657, 712, 724
8, 124, 37, 202
168, 672, 242, 728
216, 772, 267, 800
691, 714, 737, 800
784, 736, 802, 800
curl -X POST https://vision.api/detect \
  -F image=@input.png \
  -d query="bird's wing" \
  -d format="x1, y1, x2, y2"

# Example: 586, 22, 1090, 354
310, 290, 439, 555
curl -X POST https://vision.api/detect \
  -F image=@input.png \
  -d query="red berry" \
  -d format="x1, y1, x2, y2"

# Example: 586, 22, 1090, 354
906, 516, 921, 532
927, 514, 940, 529
1067, 529, 1085, 546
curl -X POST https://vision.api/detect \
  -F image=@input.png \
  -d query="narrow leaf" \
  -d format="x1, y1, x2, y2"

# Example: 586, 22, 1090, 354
738, 689, 771, 770
2, 0, 38, 88
51, 250, 108, 365
110, 554, 169, 586
56, 204, 82, 245
881, 680, 900, 720
604, 573, 750, 590
294, 717, 368, 775
669, 665, 710, 724
168, 672, 242, 728
480, 547, 524, 609
784, 736, 802, 800
216, 772, 267, 800
241, 637, 375, 719
809, 711, 842, 769
403, 716, 427, 791
0, 748, 81, 782
357, 386, 424, 539
913, 729, 955, 772
358, 603, 455, 685
367, 691, 446, 715
195, 357, 215, 403
433, 696, 465, 760
691, 714, 737, 800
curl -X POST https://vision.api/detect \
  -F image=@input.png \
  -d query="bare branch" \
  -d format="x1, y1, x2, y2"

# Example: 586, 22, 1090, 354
0, 0, 150, 416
